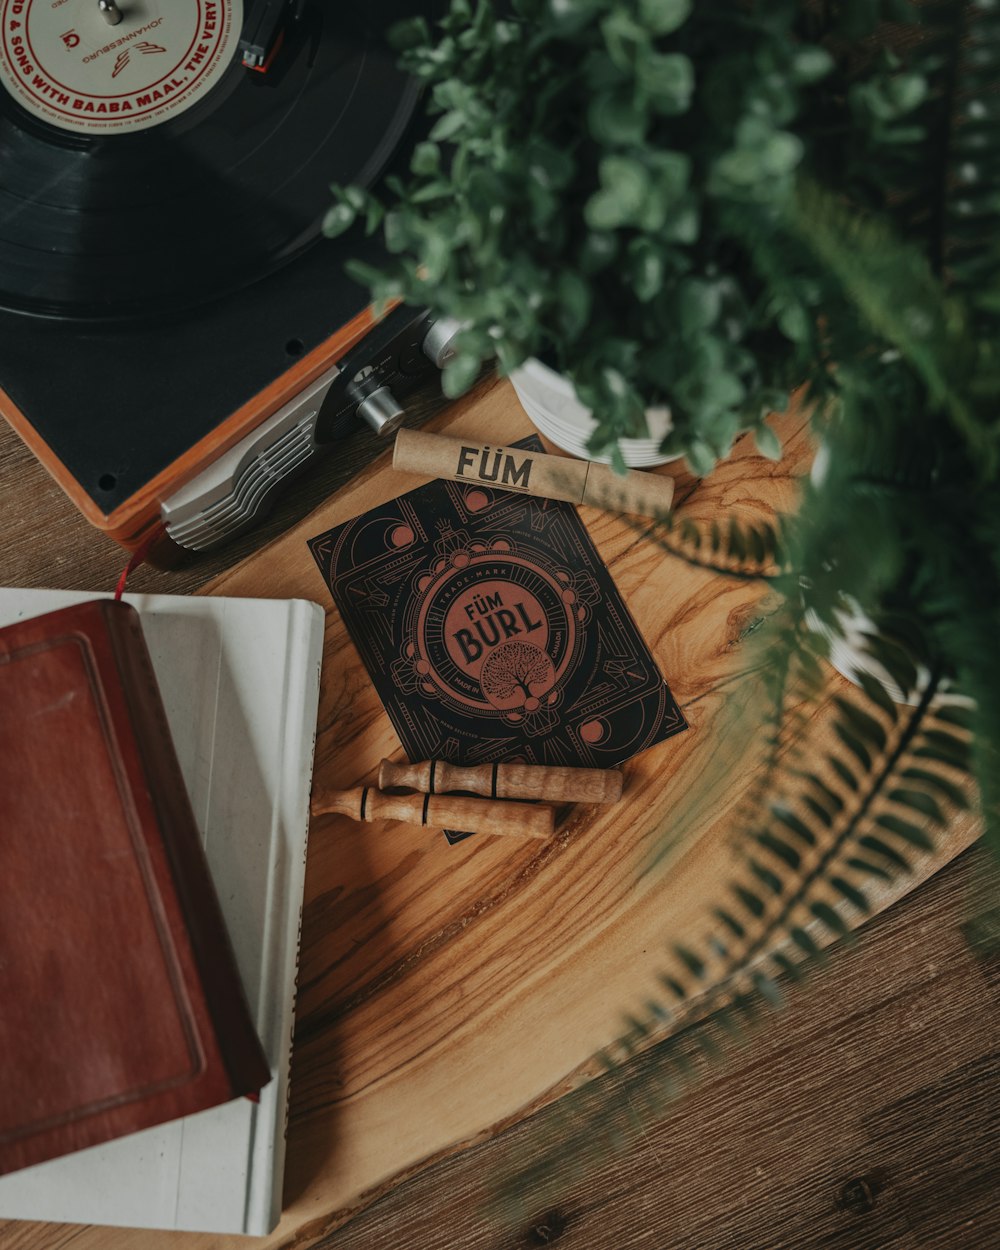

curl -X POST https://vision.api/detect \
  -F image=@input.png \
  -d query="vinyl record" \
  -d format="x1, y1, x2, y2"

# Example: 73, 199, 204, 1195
0, 0, 422, 319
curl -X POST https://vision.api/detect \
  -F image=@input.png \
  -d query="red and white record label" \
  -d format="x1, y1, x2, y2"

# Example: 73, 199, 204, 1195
0, 0, 241, 133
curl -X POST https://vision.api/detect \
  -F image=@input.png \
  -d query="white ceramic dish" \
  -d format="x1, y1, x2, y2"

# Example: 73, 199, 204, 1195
509, 357, 678, 468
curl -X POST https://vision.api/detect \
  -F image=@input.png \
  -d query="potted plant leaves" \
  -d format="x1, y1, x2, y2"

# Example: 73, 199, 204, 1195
326, 0, 924, 473
491, 7, 1000, 1201
322, 0, 1000, 1205
573, 0, 1000, 1049
330, 0, 999, 1044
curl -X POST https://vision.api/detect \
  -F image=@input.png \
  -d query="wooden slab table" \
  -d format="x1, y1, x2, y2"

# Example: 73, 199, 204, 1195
0, 376, 988, 1250
212, 377, 974, 1240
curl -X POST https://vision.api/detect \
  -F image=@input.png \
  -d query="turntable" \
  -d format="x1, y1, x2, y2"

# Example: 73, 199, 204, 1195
0, 0, 457, 555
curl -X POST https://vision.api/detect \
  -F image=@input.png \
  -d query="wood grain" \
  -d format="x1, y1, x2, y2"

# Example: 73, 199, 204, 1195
198, 378, 974, 1241
311, 786, 557, 840
377, 758, 624, 804
300, 847, 1000, 1250
0, 376, 990, 1250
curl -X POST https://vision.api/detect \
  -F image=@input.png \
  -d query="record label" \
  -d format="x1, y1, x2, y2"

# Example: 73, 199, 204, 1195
0, 0, 240, 134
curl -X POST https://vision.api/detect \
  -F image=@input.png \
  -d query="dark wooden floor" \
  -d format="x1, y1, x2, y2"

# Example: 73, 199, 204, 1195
1, 407, 999, 1249
315, 849, 1000, 1250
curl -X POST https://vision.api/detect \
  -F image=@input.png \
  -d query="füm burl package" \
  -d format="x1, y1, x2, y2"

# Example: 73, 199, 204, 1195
308, 437, 687, 840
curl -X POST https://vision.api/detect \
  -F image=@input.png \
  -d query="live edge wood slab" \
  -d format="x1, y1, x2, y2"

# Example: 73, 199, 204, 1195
0, 376, 982, 1249
198, 377, 977, 1245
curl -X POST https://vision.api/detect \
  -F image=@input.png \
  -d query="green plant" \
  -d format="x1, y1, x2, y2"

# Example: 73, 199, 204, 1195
330, 0, 1000, 976
326, 0, 924, 473
328, 0, 997, 1209
499, 173, 1000, 1198
382, 0, 999, 1207
500, 4, 996, 1206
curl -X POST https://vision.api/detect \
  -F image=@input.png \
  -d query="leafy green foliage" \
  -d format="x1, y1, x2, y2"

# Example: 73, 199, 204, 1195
490, 0, 999, 1186
327, 0, 927, 474
607, 148, 998, 1100
848, 2, 1000, 300
330, 2, 1000, 1210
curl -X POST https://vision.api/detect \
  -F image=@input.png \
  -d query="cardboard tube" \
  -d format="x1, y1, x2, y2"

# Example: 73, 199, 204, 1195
379, 758, 623, 805
311, 786, 555, 839
393, 429, 674, 516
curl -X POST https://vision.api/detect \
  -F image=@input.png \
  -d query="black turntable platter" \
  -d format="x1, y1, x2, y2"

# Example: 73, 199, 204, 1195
0, 0, 421, 318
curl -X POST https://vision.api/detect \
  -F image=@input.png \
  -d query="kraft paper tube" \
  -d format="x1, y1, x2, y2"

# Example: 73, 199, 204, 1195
393, 429, 674, 516
311, 786, 555, 840
379, 758, 623, 805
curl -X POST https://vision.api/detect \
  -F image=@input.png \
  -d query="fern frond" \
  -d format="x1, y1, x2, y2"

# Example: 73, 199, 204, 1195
884, 1, 1000, 299
791, 182, 1000, 474
631, 661, 969, 1041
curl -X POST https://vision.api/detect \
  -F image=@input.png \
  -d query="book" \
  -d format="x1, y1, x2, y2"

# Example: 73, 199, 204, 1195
0, 598, 272, 1176
308, 436, 687, 840
0, 589, 324, 1235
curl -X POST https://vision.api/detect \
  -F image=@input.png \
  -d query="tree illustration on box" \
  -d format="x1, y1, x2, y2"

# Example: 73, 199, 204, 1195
480, 641, 556, 714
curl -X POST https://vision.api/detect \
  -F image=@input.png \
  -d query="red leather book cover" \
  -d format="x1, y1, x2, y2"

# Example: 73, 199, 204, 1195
0, 599, 270, 1177
308, 436, 687, 840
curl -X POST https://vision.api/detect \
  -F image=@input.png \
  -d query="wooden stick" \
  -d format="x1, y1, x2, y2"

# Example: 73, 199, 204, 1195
379, 758, 623, 805
311, 786, 555, 840
393, 428, 674, 517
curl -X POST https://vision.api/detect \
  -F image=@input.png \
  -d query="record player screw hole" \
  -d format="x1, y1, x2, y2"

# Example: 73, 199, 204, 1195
98, 474, 117, 492
285, 338, 305, 358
